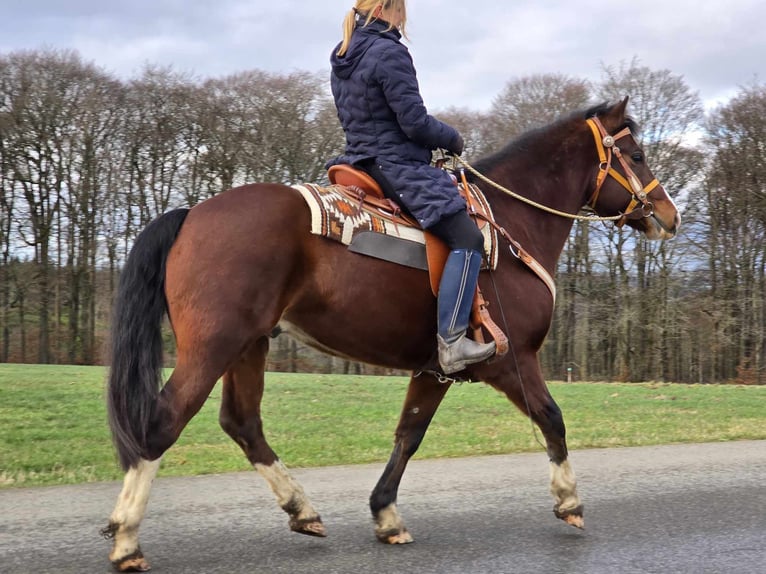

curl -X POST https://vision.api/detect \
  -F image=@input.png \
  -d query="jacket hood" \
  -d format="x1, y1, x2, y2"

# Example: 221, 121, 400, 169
330, 18, 401, 80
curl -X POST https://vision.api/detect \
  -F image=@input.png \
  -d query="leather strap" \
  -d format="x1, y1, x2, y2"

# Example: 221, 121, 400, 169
585, 117, 660, 227
471, 212, 557, 303
471, 286, 509, 356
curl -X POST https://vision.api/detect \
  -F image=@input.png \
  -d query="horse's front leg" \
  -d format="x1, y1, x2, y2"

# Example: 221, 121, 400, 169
370, 372, 450, 544
489, 365, 584, 529
536, 397, 584, 528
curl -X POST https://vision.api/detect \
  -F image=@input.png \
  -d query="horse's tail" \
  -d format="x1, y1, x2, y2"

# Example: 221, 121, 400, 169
106, 208, 190, 470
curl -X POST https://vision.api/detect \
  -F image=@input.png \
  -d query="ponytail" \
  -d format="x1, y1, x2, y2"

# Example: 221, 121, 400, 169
336, 9, 357, 56
336, 1, 408, 57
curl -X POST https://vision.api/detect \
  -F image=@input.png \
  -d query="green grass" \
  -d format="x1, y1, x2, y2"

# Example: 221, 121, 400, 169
1, 363, 765, 488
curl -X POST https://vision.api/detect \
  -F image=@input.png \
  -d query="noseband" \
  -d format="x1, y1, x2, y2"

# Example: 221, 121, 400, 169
586, 117, 659, 227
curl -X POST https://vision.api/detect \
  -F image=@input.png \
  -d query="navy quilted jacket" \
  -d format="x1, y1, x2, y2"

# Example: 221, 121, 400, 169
327, 18, 466, 228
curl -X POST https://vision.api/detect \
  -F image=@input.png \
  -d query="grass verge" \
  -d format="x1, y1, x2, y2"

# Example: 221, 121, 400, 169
1, 364, 764, 488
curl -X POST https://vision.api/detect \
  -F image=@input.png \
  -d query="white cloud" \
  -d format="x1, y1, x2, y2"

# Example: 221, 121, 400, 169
1, 0, 764, 112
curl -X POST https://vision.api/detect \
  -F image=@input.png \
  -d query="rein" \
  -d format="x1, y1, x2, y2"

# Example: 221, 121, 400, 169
454, 155, 623, 222
452, 116, 658, 224
456, 168, 557, 302
445, 115, 662, 303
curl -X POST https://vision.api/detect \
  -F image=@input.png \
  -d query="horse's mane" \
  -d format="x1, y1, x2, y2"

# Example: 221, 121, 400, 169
470, 101, 641, 176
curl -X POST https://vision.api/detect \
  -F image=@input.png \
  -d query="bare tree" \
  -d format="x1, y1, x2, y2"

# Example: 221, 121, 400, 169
243, 70, 343, 185
593, 58, 705, 381
433, 107, 495, 159
488, 73, 591, 148
194, 72, 258, 195
64, 69, 124, 362
123, 66, 196, 230
703, 83, 766, 383
1, 49, 100, 362
0, 54, 17, 361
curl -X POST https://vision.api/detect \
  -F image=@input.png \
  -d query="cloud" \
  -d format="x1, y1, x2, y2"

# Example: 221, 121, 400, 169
1, 0, 764, 112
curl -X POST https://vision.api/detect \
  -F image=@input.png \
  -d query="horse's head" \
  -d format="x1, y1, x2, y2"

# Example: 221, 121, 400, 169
585, 97, 681, 240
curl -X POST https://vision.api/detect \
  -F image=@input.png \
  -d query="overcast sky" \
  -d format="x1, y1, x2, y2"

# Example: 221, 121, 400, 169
2, 0, 764, 112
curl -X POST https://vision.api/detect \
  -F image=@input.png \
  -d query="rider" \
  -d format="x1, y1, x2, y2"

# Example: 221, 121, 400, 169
326, 0, 496, 374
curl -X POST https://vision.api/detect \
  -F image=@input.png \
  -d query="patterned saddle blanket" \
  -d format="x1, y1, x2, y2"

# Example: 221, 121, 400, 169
292, 182, 499, 272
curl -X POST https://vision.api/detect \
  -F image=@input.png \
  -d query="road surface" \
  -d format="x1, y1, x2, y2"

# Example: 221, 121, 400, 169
1, 441, 764, 573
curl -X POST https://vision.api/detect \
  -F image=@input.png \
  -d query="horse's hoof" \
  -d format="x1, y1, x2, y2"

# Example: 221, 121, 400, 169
387, 531, 414, 544
290, 516, 327, 537
554, 504, 585, 529
111, 550, 151, 572
376, 528, 413, 544
563, 514, 585, 529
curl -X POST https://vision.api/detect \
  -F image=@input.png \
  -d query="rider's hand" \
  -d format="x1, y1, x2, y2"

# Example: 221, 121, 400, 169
450, 133, 465, 156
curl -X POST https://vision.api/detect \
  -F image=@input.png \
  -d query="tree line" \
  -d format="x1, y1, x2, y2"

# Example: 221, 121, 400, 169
0, 49, 763, 384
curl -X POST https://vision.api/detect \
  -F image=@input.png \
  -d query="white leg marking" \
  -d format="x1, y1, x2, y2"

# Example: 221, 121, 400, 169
254, 461, 317, 520
109, 458, 161, 560
549, 459, 581, 512
375, 503, 413, 544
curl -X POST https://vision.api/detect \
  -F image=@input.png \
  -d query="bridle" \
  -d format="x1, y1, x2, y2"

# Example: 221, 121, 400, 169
585, 117, 659, 227
443, 115, 669, 322
452, 117, 662, 225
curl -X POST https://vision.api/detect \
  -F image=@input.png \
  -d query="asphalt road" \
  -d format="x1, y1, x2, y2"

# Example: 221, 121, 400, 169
1, 441, 764, 574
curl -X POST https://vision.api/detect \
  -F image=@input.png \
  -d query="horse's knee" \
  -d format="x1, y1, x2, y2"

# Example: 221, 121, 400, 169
397, 431, 427, 460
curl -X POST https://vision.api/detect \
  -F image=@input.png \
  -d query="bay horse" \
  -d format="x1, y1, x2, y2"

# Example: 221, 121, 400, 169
102, 97, 680, 571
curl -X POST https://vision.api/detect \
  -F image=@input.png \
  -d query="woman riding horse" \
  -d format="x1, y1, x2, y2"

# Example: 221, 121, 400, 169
328, 0, 496, 374
102, 91, 680, 570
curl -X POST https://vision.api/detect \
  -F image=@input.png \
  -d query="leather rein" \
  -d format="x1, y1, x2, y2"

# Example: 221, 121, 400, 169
449, 116, 662, 302
455, 117, 660, 225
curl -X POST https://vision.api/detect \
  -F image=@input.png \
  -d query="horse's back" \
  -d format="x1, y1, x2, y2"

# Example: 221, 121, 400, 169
163, 182, 437, 369
186, 182, 309, 235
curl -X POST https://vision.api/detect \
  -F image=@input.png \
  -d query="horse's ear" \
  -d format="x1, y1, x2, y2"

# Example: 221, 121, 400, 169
602, 96, 629, 130
610, 96, 629, 121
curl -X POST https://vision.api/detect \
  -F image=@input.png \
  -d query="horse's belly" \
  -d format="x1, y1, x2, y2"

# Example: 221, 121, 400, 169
277, 312, 435, 370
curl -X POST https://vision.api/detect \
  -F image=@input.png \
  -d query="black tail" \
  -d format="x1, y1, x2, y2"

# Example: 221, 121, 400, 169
106, 208, 190, 470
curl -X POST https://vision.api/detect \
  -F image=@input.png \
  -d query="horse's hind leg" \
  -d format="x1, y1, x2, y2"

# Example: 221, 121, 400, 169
104, 357, 223, 572
370, 372, 451, 544
490, 365, 584, 529
219, 336, 325, 537
102, 459, 160, 572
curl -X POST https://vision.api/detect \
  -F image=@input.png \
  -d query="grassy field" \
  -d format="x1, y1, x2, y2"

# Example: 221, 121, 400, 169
1, 363, 765, 489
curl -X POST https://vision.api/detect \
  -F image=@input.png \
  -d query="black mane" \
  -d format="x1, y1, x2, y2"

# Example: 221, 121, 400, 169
469, 101, 640, 177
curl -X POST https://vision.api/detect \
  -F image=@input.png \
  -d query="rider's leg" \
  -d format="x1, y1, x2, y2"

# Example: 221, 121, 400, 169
429, 211, 496, 374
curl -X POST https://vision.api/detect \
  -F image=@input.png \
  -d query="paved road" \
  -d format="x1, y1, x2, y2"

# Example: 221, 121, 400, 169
1, 441, 764, 574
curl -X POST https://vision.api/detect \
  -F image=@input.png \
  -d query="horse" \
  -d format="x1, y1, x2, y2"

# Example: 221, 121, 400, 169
102, 97, 680, 571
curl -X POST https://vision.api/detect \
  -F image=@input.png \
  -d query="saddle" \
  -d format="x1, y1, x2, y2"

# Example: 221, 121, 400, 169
327, 164, 509, 356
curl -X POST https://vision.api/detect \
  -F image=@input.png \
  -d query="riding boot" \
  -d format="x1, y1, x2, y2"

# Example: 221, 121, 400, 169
437, 249, 496, 374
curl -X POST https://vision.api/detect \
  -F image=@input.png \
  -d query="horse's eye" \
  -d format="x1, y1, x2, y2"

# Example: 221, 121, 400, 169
631, 152, 644, 163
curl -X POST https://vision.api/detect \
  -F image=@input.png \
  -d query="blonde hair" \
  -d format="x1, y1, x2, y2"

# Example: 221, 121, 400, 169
336, 0, 408, 57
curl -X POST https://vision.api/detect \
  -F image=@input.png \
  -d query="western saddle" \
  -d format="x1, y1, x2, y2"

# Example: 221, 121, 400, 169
327, 164, 509, 357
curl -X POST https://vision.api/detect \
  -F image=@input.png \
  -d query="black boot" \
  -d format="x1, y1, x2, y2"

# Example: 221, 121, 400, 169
437, 249, 496, 374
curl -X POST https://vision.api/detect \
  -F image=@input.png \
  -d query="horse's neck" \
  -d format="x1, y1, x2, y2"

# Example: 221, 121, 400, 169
484, 164, 584, 272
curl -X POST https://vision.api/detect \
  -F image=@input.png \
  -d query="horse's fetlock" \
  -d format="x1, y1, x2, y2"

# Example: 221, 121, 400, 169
281, 494, 303, 517
100, 521, 119, 540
